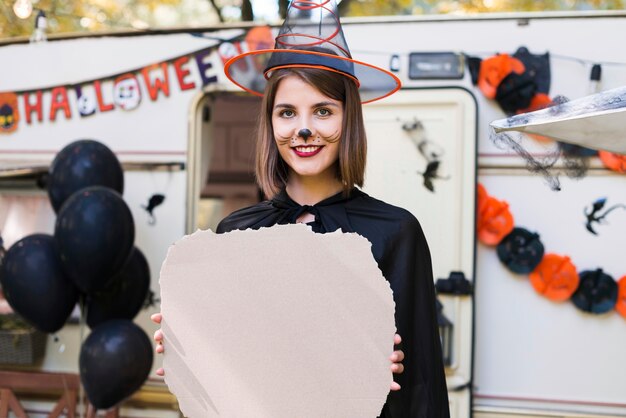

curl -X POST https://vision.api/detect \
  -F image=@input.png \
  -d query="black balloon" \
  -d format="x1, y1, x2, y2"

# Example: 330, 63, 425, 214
571, 269, 617, 314
48, 139, 124, 213
86, 247, 150, 329
0, 234, 79, 333
80, 320, 153, 409
55, 186, 135, 294
0, 235, 6, 268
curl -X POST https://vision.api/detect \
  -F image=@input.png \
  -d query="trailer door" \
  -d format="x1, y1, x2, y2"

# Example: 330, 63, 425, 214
362, 88, 477, 418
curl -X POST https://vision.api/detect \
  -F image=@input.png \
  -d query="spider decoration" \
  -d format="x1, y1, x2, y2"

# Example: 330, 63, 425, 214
143, 289, 160, 309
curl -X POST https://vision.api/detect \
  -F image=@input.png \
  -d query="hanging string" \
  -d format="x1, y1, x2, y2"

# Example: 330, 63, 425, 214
78, 295, 87, 418
351, 48, 626, 69
463, 50, 626, 68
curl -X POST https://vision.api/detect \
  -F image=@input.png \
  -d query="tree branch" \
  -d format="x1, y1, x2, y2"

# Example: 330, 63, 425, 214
278, 0, 289, 19
207, 0, 224, 23
241, 0, 254, 21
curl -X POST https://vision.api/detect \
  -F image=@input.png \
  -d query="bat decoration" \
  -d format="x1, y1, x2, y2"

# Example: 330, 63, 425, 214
401, 118, 423, 133
143, 289, 161, 309
401, 117, 450, 192
141, 193, 166, 225
422, 160, 447, 192
584, 197, 626, 235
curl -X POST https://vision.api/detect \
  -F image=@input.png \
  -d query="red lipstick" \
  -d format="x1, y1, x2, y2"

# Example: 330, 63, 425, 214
293, 146, 323, 157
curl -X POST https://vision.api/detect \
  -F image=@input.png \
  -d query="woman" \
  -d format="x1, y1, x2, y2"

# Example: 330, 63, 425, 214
154, 1, 449, 416
153, 65, 449, 417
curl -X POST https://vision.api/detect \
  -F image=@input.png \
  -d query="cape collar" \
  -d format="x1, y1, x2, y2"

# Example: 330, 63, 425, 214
270, 187, 362, 230
272, 187, 359, 209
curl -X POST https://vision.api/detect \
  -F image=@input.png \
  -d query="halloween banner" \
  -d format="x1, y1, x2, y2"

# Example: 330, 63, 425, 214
0, 26, 273, 135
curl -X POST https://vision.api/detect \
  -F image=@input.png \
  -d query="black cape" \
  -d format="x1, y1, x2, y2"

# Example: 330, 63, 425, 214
217, 188, 450, 418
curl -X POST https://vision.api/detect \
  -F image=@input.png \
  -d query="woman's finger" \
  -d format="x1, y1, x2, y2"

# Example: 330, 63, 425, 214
394, 333, 402, 345
390, 381, 401, 391
390, 349, 404, 362
391, 363, 404, 374
156, 368, 165, 376
156, 344, 164, 354
150, 313, 162, 324
153, 329, 163, 342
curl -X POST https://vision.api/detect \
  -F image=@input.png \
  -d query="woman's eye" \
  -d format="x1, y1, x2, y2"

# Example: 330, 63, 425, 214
280, 110, 295, 118
317, 108, 331, 116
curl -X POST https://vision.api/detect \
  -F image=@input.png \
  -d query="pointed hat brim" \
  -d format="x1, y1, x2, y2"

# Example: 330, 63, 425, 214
490, 85, 626, 154
224, 49, 401, 104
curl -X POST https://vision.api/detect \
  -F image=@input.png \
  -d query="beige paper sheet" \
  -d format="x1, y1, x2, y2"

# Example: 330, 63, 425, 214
159, 224, 396, 418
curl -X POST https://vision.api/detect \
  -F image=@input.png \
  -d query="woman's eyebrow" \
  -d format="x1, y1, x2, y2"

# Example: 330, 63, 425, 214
274, 101, 340, 110
274, 103, 295, 109
313, 101, 340, 108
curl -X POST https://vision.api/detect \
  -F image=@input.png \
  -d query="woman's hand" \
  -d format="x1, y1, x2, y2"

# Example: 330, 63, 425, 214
151, 313, 165, 376
152, 313, 404, 387
390, 333, 405, 391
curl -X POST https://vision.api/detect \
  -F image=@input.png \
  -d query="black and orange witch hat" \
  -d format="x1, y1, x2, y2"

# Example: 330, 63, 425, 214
224, 0, 401, 104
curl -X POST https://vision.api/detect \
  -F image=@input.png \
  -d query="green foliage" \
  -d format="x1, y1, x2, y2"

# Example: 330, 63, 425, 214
0, 0, 200, 39
414, 0, 624, 14
344, 0, 414, 16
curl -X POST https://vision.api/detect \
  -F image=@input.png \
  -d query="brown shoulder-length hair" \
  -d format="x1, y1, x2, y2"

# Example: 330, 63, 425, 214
255, 67, 367, 198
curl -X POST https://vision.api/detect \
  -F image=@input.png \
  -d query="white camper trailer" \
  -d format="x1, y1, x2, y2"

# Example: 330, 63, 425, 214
1, 11, 625, 418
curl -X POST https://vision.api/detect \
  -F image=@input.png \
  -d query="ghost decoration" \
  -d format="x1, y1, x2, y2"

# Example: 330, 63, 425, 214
75, 85, 97, 117
113, 74, 141, 111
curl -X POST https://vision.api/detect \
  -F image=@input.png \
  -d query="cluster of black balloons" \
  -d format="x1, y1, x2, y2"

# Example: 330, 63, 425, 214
0, 140, 152, 410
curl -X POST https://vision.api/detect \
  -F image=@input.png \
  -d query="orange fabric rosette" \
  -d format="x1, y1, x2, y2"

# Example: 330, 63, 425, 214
599, 151, 626, 173
529, 254, 580, 302
615, 275, 626, 319
478, 54, 525, 100
477, 188, 514, 246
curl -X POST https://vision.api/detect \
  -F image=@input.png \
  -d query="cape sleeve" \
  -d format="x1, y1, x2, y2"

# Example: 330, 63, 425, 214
380, 214, 450, 418
215, 201, 284, 233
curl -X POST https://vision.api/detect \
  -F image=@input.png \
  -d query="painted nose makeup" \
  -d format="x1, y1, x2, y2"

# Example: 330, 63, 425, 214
298, 128, 312, 141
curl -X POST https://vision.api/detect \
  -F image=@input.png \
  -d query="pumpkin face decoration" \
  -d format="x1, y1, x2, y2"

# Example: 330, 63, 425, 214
0, 93, 19, 133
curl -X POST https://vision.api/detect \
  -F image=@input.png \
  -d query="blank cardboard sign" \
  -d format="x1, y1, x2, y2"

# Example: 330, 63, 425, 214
159, 224, 396, 418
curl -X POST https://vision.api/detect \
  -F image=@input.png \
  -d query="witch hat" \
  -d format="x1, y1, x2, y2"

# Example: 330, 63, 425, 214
490, 85, 626, 154
224, 0, 401, 104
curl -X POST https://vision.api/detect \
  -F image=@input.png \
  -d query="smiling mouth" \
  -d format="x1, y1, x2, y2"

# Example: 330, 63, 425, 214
293, 145, 323, 157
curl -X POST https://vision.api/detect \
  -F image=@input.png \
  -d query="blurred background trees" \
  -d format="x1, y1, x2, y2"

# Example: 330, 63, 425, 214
1, 0, 624, 40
